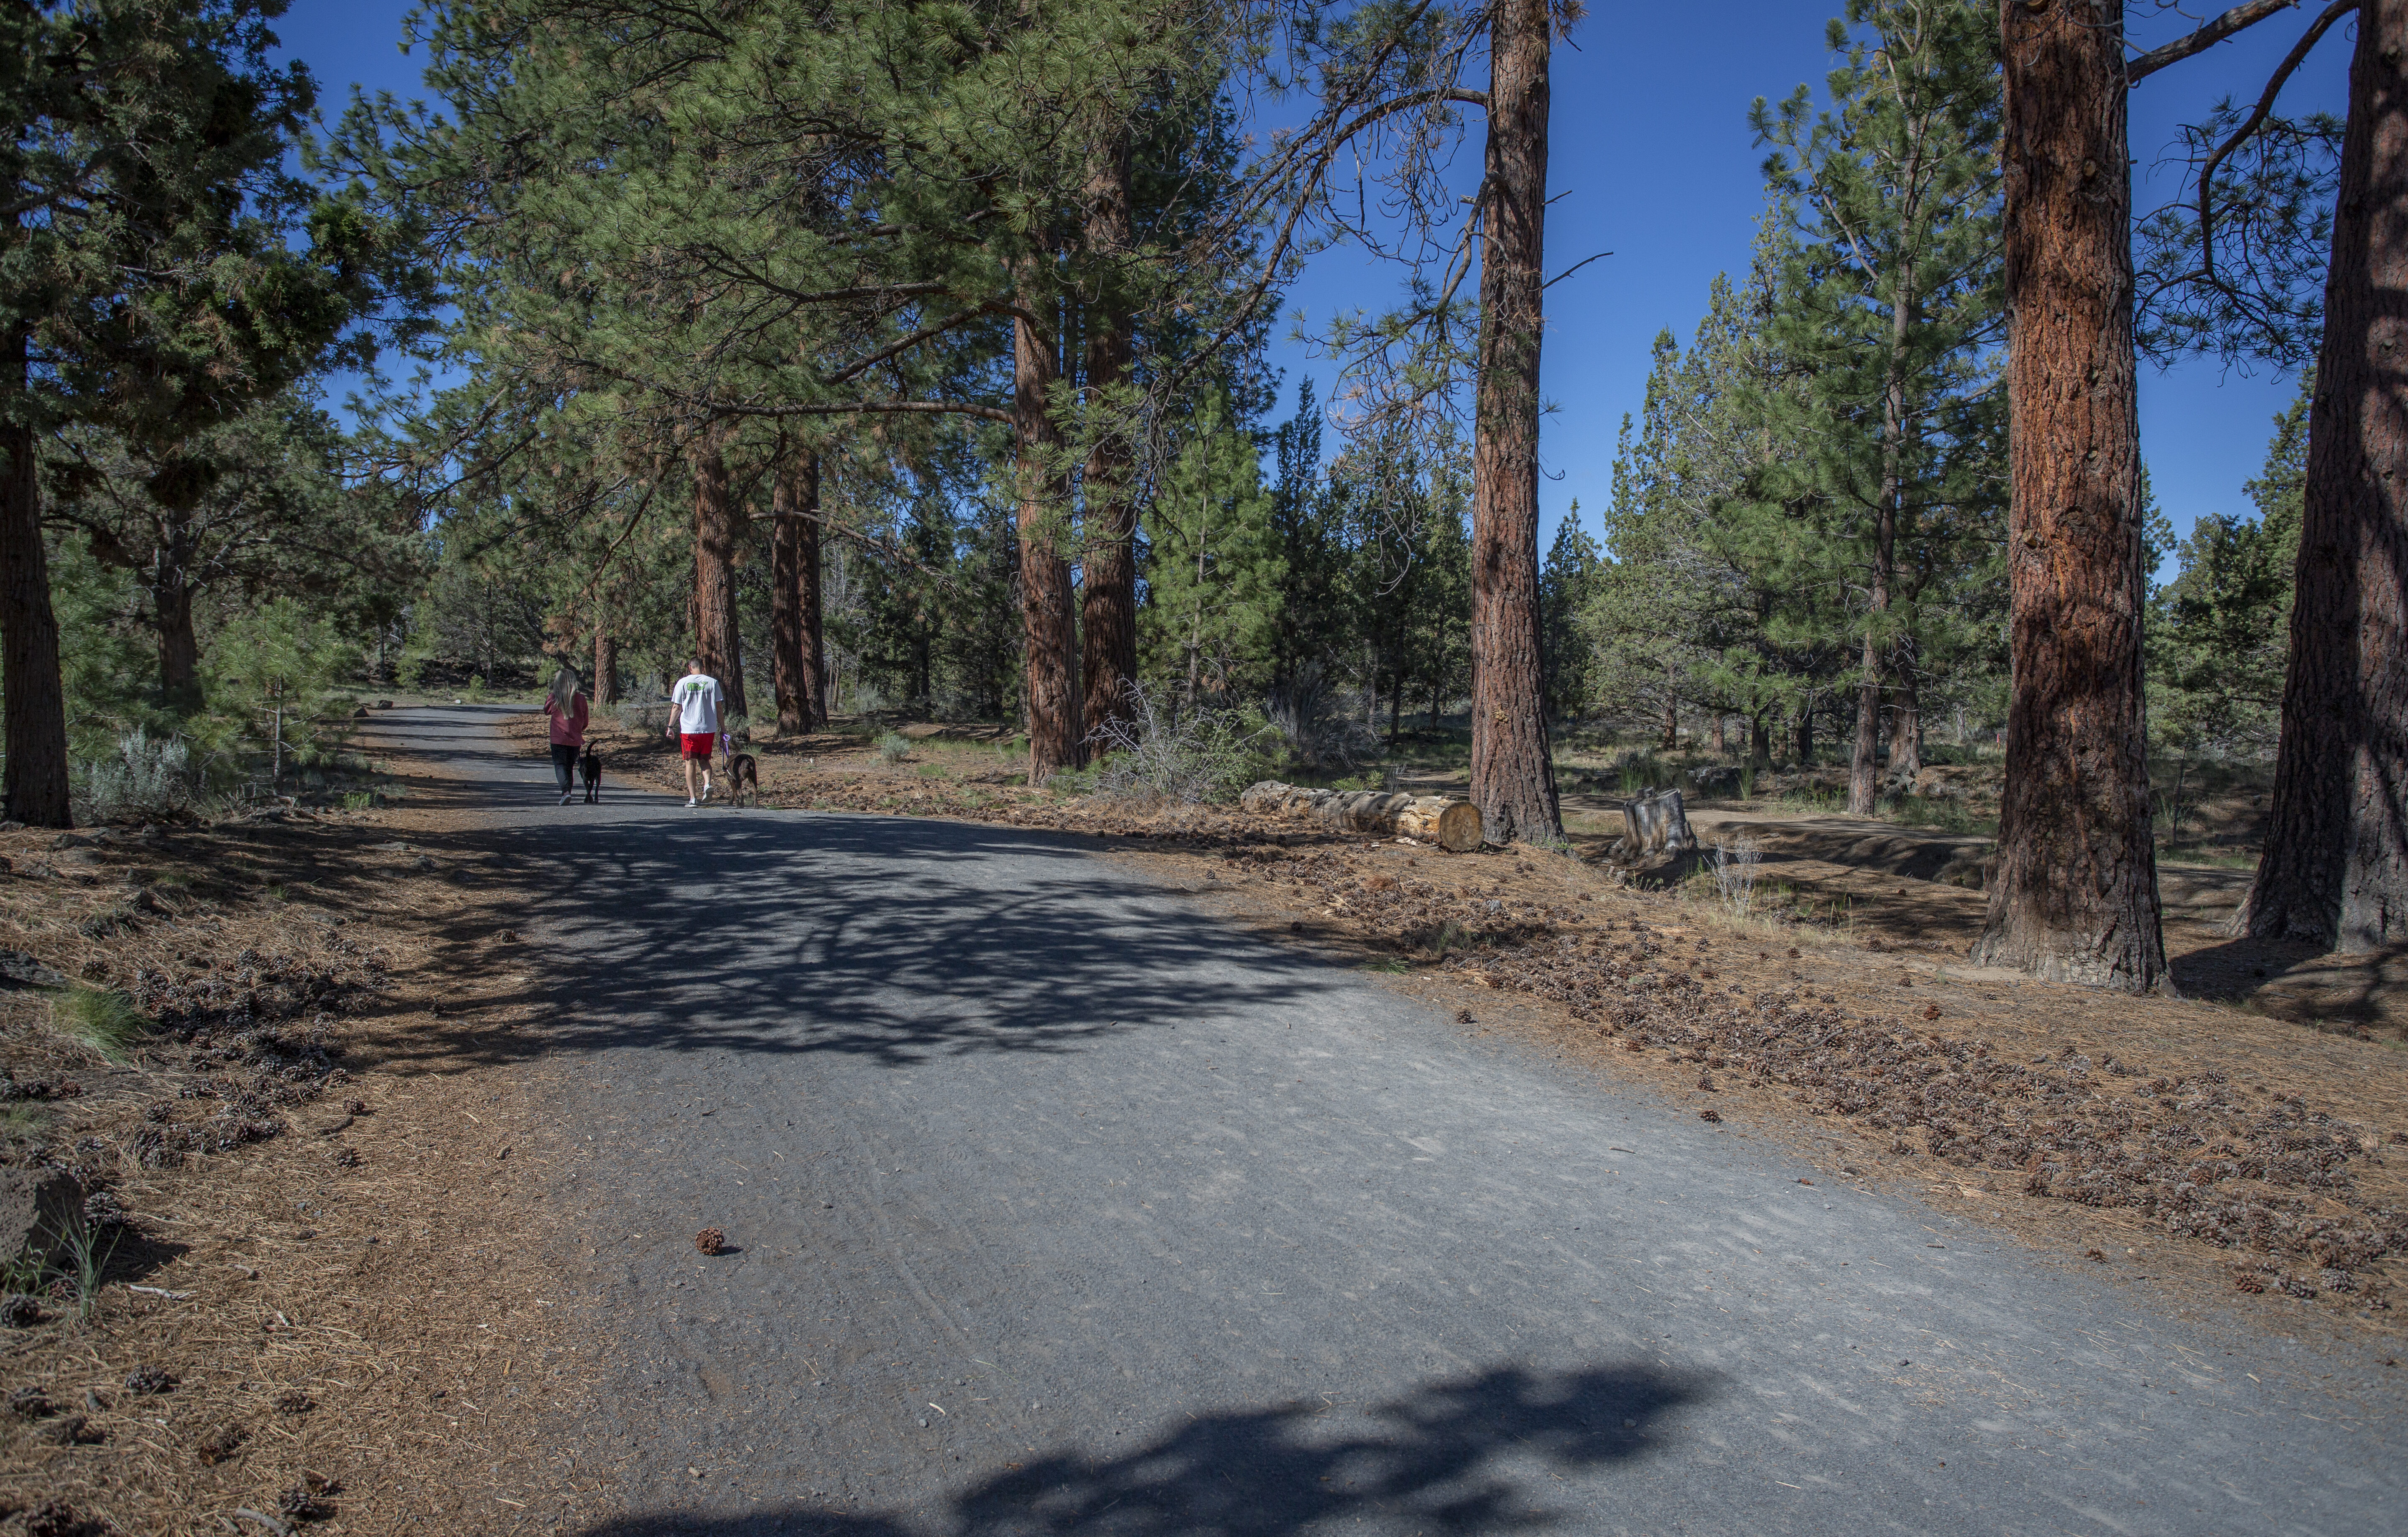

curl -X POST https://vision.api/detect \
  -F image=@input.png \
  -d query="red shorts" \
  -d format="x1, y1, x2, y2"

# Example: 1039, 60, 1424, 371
681, 733, 717, 761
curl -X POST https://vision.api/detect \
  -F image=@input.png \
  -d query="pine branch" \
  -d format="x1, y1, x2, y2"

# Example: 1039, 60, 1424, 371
2194, 1, 2358, 289
2127, 0, 2315, 84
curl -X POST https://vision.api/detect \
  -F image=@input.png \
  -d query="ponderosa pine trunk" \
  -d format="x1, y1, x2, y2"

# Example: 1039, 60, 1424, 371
0, 326, 69, 827
769, 446, 827, 735
1751, 711, 1771, 766
1794, 695, 1814, 764
2242, 0, 2408, 952
1014, 267, 1081, 781
152, 541, 202, 714
1973, 0, 2166, 990
1079, 132, 1138, 745
1467, 0, 1560, 844
593, 631, 618, 708
691, 444, 748, 722
1888, 660, 1922, 780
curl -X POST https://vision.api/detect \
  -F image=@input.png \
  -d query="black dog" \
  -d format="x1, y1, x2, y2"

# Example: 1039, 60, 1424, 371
578, 744, 603, 804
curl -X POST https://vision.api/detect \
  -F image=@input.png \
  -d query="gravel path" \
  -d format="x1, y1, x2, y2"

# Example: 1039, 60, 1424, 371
378, 706, 2400, 1537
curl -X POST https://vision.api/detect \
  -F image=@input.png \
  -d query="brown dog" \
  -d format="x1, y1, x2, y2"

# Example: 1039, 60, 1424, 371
720, 746, 760, 808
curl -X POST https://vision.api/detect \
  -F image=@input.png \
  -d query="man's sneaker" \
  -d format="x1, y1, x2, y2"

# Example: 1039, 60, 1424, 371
686, 797, 698, 809
559, 791, 572, 805
700, 782, 713, 802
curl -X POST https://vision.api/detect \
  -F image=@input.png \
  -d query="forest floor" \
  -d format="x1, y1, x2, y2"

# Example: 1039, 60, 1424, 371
0, 775, 615, 1532
531, 708, 2408, 1366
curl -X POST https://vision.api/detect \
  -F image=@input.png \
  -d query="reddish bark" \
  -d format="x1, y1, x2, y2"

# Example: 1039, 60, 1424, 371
0, 327, 69, 827
2244, 0, 2408, 952
1973, 0, 2166, 990
691, 444, 748, 721
1079, 133, 1138, 744
769, 446, 827, 735
1468, 0, 1561, 844
1015, 267, 1081, 781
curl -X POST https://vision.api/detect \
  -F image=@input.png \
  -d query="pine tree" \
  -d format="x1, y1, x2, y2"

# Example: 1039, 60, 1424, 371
2150, 380, 2306, 754
2245, 1, 2408, 952
1137, 391, 1284, 713
1752, 0, 2003, 812
2, 0, 392, 823
1977, 0, 2166, 990
1539, 504, 1601, 722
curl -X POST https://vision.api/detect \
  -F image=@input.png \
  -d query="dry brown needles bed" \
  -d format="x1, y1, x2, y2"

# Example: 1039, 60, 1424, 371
0, 767, 622, 1534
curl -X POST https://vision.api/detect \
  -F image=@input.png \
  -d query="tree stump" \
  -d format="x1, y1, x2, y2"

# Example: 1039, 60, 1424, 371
1609, 787, 1696, 862
1239, 782, 1485, 852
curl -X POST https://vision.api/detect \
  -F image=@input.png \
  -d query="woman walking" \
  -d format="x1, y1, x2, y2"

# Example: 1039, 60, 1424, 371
545, 666, 590, 805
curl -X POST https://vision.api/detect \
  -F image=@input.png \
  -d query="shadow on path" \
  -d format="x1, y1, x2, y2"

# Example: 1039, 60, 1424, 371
578, 1362, 1705, 1537
351, 810, 1356, 1075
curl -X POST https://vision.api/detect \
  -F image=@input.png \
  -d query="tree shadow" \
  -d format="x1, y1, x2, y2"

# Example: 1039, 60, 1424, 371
575, 1361, 1707, 1537
2173, 934, 2408, 1033
322, 808, 1363, 1076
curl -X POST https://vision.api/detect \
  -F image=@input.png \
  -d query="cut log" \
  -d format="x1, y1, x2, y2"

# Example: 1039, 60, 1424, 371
1240, 781, 1485, 852
1608, 787, 1696, 863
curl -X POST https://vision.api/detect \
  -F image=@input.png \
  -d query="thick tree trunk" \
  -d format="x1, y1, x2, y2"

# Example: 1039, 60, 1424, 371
1015, 267, 1081, 781
1973, 0, 2166, 990
1661, 672, 1679, 749
1794, 695, 1814, 764
1467, 0, 1560, 845
2243, 1, 2408, 952
769, 446, 827, 735
0, 328, 69, 827
1079, 132, 1139, 744
1750, 711, 1771, 766
692, 444, 748, 721
152, 543, 201, 714
593, 631, 618, 709
1709, 712, 1727, 757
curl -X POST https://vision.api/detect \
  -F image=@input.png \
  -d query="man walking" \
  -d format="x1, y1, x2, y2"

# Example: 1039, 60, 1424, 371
667, 659, 725, 807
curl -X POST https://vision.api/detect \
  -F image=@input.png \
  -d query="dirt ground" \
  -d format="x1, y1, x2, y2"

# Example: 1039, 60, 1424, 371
553, 712, 2408, 1370
0, 760, 622, 1534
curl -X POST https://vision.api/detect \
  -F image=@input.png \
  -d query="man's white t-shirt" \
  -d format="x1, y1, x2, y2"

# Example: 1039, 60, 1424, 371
672, 673, 724, 734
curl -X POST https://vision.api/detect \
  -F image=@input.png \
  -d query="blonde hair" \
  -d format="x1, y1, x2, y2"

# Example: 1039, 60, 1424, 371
548, 666, 581, 719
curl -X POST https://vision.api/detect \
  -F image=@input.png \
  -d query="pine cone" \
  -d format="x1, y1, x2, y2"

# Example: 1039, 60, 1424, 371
694, 1228, 726, 1256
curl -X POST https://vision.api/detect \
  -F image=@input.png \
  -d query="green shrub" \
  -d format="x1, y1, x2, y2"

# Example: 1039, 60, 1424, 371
875, 732, 912, 765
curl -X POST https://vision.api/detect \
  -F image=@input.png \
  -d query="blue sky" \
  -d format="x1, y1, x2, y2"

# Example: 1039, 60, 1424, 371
275, 1, 2349, 571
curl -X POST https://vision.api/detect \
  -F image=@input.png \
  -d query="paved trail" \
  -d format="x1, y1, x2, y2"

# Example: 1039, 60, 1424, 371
378, 707, 2398, 1537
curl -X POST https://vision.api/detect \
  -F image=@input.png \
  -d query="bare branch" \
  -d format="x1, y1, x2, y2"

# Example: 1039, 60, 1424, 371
2127, 0, 2316, 84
